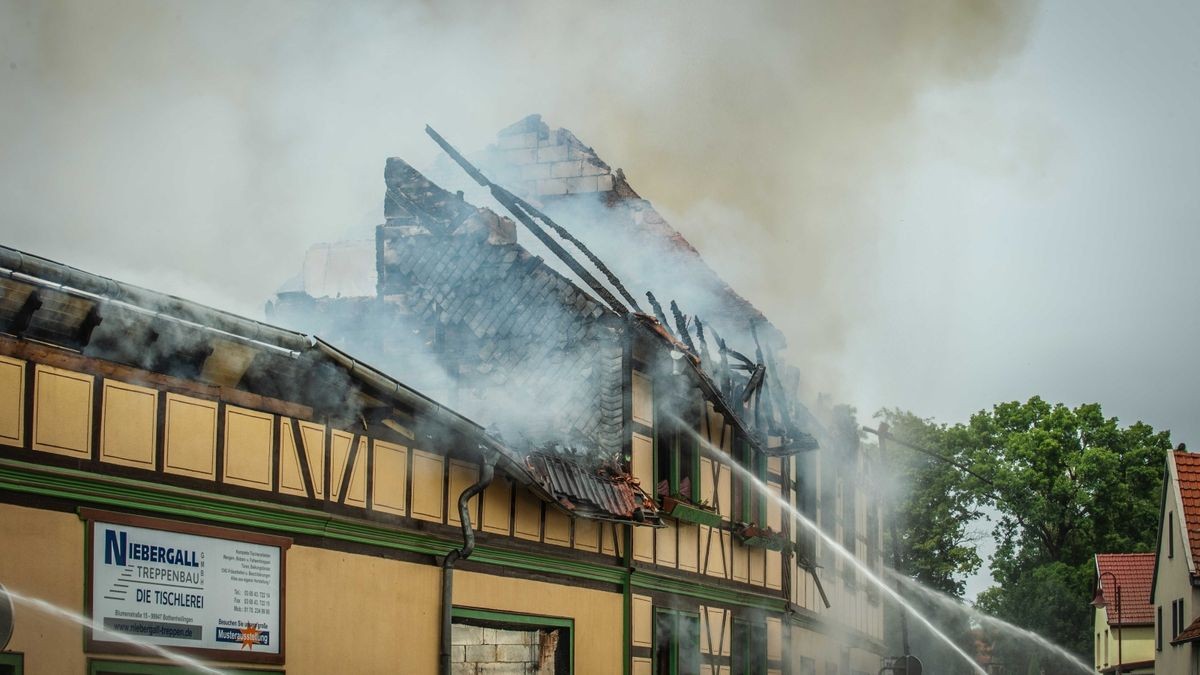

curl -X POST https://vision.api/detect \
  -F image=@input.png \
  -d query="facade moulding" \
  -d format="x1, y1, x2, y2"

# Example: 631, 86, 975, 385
0, 458, 833, 619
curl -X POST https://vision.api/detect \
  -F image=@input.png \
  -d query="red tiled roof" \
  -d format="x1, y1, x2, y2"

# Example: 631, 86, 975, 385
1174, 450, 1200, 568
1095, 553, 1155, 625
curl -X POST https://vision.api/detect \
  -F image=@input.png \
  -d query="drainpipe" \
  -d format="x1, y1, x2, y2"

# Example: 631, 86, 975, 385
439, 452, 495, 675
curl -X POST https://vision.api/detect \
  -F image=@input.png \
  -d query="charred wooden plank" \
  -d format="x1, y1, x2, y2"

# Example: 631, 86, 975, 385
425, 125, 628, 315
513, 196, 643, 313
669, 300, 697, 353
645, 291, 673, 336
6, 289, 42, 337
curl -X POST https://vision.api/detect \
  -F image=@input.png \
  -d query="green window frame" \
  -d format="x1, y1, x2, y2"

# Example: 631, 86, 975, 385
731, 616, 766, 675
87, 661, 273, 675
0, 652, 23, 675
653, 608, 700, 675
730, 435, 766, 524
654, 401, 700, 503
451, 606, 574, 675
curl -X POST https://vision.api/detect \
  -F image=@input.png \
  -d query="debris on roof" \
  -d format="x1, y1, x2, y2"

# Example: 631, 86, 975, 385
526, 450, 662, 526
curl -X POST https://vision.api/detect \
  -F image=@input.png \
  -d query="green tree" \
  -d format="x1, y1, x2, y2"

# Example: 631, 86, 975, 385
874, 410, 982, 671
876, 409, 982, 596
963, 398, 1172, 661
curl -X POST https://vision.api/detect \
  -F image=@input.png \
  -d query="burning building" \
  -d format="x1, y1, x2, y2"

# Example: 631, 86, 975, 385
266, 115, 888, 674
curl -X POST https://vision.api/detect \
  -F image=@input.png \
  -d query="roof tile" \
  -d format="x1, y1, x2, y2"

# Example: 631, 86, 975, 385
1176, 450, 1200, 567
1095, 553, 1155, 625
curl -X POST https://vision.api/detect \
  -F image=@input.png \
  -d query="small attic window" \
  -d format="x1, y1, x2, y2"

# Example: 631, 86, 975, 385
1170, 511, 1175, 558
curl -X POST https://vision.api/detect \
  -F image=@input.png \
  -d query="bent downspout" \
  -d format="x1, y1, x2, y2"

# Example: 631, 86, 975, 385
439, 453, 495, 675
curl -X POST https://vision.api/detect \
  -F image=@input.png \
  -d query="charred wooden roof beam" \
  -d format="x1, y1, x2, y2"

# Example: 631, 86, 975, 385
424, 125, 630, 316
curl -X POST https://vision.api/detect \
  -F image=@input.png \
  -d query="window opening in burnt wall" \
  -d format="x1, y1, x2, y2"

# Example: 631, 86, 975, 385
451, 608, 572, 674
654, 608, 700, 675
655, 391, 700, 505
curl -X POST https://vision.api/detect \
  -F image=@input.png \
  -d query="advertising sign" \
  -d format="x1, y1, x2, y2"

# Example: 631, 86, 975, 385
85, 511, 289, 663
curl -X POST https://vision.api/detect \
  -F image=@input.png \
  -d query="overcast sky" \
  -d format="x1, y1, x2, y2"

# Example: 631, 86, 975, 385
2, 1, 1197, 599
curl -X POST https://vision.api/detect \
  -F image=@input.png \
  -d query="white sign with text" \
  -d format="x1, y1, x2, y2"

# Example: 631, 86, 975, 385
91, 521, 281, 654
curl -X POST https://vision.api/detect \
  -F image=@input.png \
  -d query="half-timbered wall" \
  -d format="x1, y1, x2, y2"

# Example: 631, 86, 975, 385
628, 367, 886, 673
0, 342, 624, 560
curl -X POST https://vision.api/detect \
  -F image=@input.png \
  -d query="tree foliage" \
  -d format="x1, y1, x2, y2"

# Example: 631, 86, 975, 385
881, 397, 1172, 666
964, 397, 1171, 660
877, 408, 982, 596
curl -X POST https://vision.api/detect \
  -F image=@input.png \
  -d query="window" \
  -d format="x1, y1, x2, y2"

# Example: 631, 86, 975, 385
732, 617, 766, 675
1171, 511, 1175, 558
451, 607, 572, 675
654, 608, 699, 675
1174, 599, 1184, 640
730, 435, 761, 523
819, 456, 838, 567
1158, 605, 1164, 651
842, 479, 857, 552
655, 402, 699, 504
865, 497, 879, 566
795, 450, 817, 562
0, 653, 22, 675
1104, 629, 1109, 665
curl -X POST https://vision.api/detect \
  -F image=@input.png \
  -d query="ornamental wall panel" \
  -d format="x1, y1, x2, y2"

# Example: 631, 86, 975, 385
410, 449, 444, 521
767, 616, 783, 660
481, 476, 512, 535
631, 594, 653, 647
163, 393, 217, 479
656, 522, 677, 568
733, 538, 751, 584
278, 418, 307, 497
100, 380, 157, 469
342, 437, 368, 507
678, 522, 699, 573
32, 364, 92, 458
223, 405, 274, 490
0, 356, 24, 448
543, 506, 571, 547
631, 370, 653, 427
372, 440, 408, 517
447, 460, 482, 527
632, 432, 654, 563
279, 419, 326, 499
573, 516, 600, 553
513, 486, 542, 541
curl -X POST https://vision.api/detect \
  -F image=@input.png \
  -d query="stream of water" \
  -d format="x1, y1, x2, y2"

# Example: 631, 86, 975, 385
887, 571, 1094, 674
2, 586, 227, 674
670, 416, 990, 675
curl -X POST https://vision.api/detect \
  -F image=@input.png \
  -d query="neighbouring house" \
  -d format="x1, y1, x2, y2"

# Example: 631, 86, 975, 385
1092, 553, 1155, 673
1151, 447, 1200, 674
270, 116, 889, 674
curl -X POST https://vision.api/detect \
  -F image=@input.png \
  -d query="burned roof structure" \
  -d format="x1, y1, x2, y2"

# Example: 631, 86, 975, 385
274, 117, 820, 478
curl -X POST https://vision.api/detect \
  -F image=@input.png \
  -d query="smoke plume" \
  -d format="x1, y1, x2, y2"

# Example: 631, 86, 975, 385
0, 0, 1036, 399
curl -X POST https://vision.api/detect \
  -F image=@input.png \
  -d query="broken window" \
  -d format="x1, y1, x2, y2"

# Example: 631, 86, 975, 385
730, 434, 766, 525
654, 608, 700, 675
451, 609, 571, 674
795, 450, 818, 563
655, 398, 699, 504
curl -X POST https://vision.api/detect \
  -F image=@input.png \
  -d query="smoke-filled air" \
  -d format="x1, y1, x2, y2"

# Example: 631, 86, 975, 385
2, 1, 1198, 674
